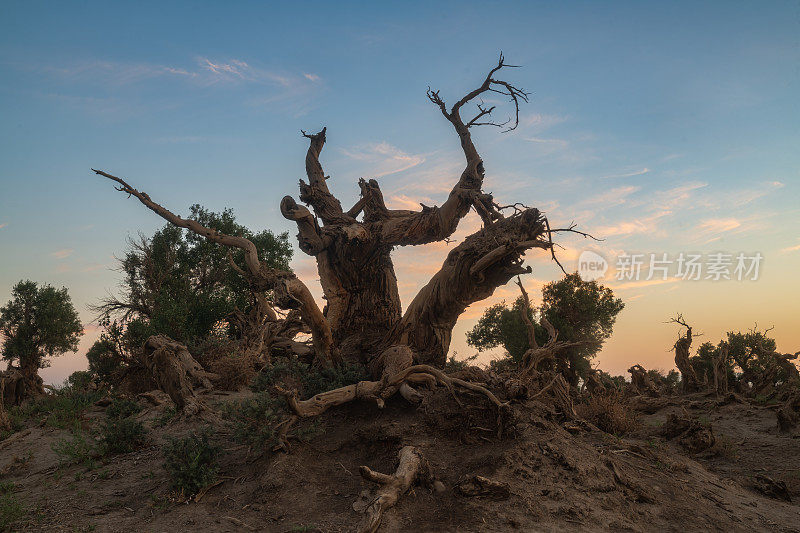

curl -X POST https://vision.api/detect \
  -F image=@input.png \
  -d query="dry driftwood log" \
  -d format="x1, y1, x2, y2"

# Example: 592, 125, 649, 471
141, 335, 218, 415
357, 446, 433, 533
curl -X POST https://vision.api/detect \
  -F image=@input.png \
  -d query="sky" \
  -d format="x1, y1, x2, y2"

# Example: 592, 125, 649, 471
1, 1, 798, 385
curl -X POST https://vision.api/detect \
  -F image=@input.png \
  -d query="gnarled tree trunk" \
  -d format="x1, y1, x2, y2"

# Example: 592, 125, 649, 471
96, 56, 585, 414
671, 316, 700, 393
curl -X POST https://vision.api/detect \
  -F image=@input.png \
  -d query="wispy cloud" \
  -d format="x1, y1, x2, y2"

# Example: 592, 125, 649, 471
51, 249, 74, 259
580, 185, 641, 208
41, 60, 196, 85
386, 194, 432, 210
602, 167, 650, 179
341, 142, 425, 177
520, 113, 568, 130
0, 223, 7, 230
594, 210, 672, 238
781, 242, 800, 253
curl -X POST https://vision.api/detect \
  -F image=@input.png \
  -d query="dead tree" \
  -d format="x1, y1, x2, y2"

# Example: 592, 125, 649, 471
670, 315, 700, 393
627, 364, 659, 396
95, 55, 586, 419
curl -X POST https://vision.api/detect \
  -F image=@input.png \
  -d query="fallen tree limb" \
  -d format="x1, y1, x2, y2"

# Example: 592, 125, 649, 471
357, 446, 432, 533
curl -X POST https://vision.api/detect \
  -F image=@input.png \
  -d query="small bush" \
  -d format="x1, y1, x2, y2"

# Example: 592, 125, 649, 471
162, 429, 221, 495
224, 391, 286, 449
153, 406, 177, 428
577, 391, 638, 435
51, 426, 96, 468
105, 397, 142, 420
100, 417, 147, 454
444, 352, 479, 373
252, 359, 369, 398
0, 485, 24, 532
17, 386, 103, 429
196, 337, 257, 391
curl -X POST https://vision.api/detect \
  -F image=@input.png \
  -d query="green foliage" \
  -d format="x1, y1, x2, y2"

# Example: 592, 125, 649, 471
726, 328, 782, 382
66, 371, 93, 391
85, 318, 131, 381
224, 391, 287, 449
94, 205, 293, 355
0, 280, 83, 373
251, 359, 369, 399
162, 429, 221, 495
444, 352, 479, 373
690, 341, 736, 387
100, 417, 147, 454
468, 273, 624, 384
0, 482, 24, 532
51, 425, 97, 468
105, 397, 142, 420
153, 406, 177, 428
17, 386, 103, 429
646, 368, 681, 392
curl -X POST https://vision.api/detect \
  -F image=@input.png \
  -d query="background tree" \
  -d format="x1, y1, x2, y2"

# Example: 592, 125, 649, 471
691, 341, 735, 392
88, 205, 292, 375
468, 273, 624, 385
0, 280, 83, 397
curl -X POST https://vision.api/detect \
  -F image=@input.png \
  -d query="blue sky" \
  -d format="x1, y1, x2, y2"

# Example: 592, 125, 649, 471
1, 1, 798, 383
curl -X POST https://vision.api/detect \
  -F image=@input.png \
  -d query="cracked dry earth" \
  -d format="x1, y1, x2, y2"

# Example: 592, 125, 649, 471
1, 388, 799, 532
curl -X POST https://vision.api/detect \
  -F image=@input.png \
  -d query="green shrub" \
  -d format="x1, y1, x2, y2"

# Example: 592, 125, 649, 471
51, 426, 97, 468
224, 391, 286, 449
17, 386, 103, 429
153, 406, 177, 428
105, 397, 142, 420
444, 352, 479, 373
100, 417, 147, 454
0, 488, 24, 532
162, 429, 221, 495
251, 359, 368, 398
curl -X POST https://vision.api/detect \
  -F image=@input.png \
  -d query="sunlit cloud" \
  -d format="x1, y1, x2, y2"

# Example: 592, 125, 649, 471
579, 185, 640, 208
594, 210, 672, 238
386, 194, 432, 211
780, 242, 800, 253
698, 217, 742, 235
0, 223, 7, 230
51, 249, 74, 259
304, 73, 321, 82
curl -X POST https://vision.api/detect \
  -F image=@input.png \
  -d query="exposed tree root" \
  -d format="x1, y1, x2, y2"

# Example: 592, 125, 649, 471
455, 475, 511, 499
275, 346, 510, 439
357, 446, 433, 533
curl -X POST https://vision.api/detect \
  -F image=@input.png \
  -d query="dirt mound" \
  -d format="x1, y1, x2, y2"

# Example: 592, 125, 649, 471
1, 388, 799, 532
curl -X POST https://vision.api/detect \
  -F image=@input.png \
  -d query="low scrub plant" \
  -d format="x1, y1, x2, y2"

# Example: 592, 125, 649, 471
162, 429, 221, 496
